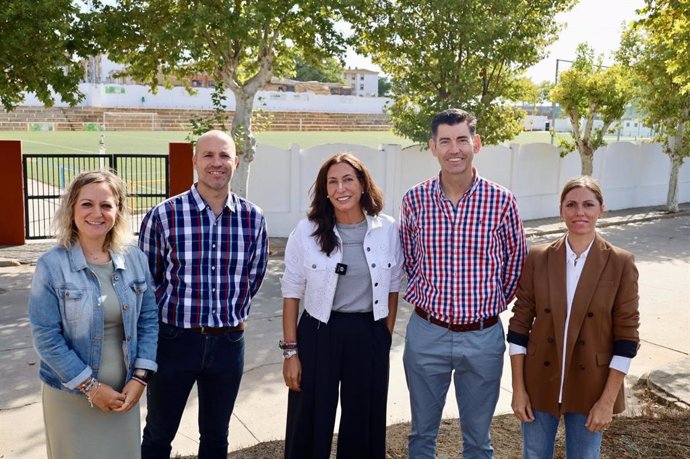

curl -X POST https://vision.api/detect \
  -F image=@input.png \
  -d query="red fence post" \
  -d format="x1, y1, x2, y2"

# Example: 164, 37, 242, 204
0, 140, 26, 245
169, 142, 194, 197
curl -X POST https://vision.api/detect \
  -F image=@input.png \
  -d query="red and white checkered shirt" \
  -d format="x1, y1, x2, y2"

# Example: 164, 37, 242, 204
400, 172, 527, 324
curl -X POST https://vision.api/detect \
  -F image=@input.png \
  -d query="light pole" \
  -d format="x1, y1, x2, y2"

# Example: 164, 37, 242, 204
550, 58, 573, 145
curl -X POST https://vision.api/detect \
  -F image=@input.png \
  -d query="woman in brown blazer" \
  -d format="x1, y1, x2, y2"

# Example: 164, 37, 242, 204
508, 176, 640, 459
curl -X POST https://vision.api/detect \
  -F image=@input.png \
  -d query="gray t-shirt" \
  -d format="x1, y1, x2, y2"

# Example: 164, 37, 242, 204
332, 220, 373, 313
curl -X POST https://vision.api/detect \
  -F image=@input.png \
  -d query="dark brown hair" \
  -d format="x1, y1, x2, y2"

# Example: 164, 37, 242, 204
308, 153, 384, 255
431, 108, 477, 139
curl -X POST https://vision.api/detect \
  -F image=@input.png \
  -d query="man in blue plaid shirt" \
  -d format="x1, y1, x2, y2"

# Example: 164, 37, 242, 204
139, 130, 268, 459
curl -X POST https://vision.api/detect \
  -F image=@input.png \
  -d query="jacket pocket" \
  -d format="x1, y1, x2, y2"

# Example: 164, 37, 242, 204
596, 352, 612, 366
129, 280, 148, 311
57, 287, 88, 322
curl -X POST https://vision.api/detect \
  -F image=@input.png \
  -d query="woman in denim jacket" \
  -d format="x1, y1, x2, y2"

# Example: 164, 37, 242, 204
29, 170, 158, 459
281, 153, 403, 459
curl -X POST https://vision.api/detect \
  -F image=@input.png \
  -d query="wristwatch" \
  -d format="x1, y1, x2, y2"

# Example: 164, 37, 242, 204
133, 368, 154, 384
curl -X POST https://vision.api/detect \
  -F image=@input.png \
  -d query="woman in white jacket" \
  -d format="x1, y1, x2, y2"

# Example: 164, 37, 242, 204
281, 153, 402, 459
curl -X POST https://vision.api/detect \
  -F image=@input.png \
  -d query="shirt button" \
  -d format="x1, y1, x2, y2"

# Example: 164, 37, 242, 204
123, 304, 129, 311
312, 264, 317, 269
213, 244, 216, 248
587, 312, 594, 317
544, 308, 551, 313
366, 247, 371, 252
374, 282, 379, 287
113, 275, 120, 281
371, 263, 376, 268
211, 266, 215, 270
212, 288, 216, 292
374, 300, 379, 304
544, 361, 550, 367
547, 336, 554, 343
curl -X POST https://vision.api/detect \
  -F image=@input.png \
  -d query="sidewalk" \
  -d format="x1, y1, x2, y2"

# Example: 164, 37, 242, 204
0, 203, 688, 458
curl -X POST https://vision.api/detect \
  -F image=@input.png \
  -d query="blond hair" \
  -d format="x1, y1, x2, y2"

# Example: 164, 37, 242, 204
52, 170, 132, 252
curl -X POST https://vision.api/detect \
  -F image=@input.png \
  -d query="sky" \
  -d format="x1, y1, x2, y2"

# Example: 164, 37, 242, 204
345, 0, 646, 83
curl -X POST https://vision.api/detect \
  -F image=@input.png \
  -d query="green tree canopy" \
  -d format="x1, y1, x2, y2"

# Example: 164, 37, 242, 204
618, 0, 690, 212
347, 0, 577, 145
293, 55, 344, 83
95, 0, 347, 197
550, 43, 633, 176
0, 1, 97, 110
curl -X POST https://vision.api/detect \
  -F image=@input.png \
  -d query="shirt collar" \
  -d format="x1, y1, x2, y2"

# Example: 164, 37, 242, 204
433, 168, 479, 202
190, 184, 236, 213
564, 234, 595, 265
69, 241, 125, 271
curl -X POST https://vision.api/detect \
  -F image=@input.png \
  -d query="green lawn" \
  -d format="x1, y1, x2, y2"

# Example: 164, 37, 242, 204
0, 130, 648, 154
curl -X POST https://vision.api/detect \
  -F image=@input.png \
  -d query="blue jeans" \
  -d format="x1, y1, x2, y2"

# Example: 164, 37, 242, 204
522, 410, 603, 459
403, 312, 505, 459
141, 322, 245, 459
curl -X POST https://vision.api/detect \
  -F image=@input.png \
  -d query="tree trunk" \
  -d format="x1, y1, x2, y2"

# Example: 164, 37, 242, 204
230, 91, 257, 198
580, 146, 594, 176
666, 152, 682, 213
665, 124, 686, 213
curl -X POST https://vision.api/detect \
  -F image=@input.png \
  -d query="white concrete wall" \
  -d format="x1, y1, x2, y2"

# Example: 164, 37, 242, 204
246, 141, 690, 237
21, 84, 391, 114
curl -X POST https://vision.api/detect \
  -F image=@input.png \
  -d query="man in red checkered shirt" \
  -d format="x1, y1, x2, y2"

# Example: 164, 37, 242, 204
400, 108, 527, 458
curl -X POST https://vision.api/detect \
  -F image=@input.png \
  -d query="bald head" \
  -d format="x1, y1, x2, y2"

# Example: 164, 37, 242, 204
195, 130, 236, 156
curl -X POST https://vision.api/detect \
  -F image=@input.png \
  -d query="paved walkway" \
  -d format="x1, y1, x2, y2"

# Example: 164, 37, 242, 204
0, 204, 688, 458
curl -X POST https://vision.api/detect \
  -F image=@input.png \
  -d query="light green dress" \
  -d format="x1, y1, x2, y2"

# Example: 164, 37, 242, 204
42, 261, 141, 459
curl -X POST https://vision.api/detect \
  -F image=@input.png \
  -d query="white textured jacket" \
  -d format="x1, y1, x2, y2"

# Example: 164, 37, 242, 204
281, 213, 403, 323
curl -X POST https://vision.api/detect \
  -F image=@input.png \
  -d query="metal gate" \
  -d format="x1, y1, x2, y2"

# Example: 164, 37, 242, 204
23, 154, 169, 239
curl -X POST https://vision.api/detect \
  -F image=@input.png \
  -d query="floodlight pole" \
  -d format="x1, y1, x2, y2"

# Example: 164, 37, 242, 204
550, 59, 573, 145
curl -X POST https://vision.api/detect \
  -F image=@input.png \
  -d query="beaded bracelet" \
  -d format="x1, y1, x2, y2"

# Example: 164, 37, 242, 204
78, 376, 97, 394
86, 382, 102, 408
278, 339, 298, 350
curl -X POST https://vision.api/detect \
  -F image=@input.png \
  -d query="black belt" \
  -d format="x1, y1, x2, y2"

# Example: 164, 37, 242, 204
415, 306, 498, 332
187, 324, 245, 335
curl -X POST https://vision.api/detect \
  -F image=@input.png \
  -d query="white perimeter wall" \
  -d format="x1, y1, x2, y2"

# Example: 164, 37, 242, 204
246, 141, 690, 237
21, 83, 390, 114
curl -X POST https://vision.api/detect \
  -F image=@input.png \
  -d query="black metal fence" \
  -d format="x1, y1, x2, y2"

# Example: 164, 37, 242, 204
22, 154, 169, 239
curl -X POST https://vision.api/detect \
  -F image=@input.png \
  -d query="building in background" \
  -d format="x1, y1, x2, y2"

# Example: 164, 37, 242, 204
342, 68, 379, 97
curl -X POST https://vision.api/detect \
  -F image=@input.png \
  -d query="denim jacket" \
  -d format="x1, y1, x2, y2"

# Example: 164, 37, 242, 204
29, 242, 158, 394
281, 213, 403, 323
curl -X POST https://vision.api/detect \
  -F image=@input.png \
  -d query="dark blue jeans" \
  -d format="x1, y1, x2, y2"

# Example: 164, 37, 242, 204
141, 322, 245, 459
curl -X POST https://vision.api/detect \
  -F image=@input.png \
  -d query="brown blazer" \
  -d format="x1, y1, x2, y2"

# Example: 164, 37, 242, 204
508, 233, 640, 418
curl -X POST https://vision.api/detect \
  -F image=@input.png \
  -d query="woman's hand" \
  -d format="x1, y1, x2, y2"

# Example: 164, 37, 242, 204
112, 379, 145, 413
586, 398, 614, 432
283, 355, 302, 392
89, 382, 126, 413
511, 387, 535, 423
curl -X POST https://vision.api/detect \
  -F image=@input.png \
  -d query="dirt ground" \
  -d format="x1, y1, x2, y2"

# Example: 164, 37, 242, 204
184, 387, 690, 458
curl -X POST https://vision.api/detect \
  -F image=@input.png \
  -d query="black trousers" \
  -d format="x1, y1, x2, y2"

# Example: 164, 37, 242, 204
285, 310, 392, 459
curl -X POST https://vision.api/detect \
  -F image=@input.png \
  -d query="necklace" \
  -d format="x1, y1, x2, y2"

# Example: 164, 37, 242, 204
84, 250, 109, 263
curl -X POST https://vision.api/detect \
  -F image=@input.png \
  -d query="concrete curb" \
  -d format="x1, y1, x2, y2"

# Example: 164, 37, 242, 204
641, 356, 690, 410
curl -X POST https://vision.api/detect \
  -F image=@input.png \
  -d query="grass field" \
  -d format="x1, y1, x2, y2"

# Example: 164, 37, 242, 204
0, 130, 649, 154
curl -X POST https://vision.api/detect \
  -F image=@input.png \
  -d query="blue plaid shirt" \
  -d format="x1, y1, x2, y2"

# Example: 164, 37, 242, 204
138, 184, 269, 328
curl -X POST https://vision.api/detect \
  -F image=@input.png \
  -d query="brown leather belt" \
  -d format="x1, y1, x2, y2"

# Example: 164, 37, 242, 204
414, 306, 498, 332
188, 323, 245, 335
